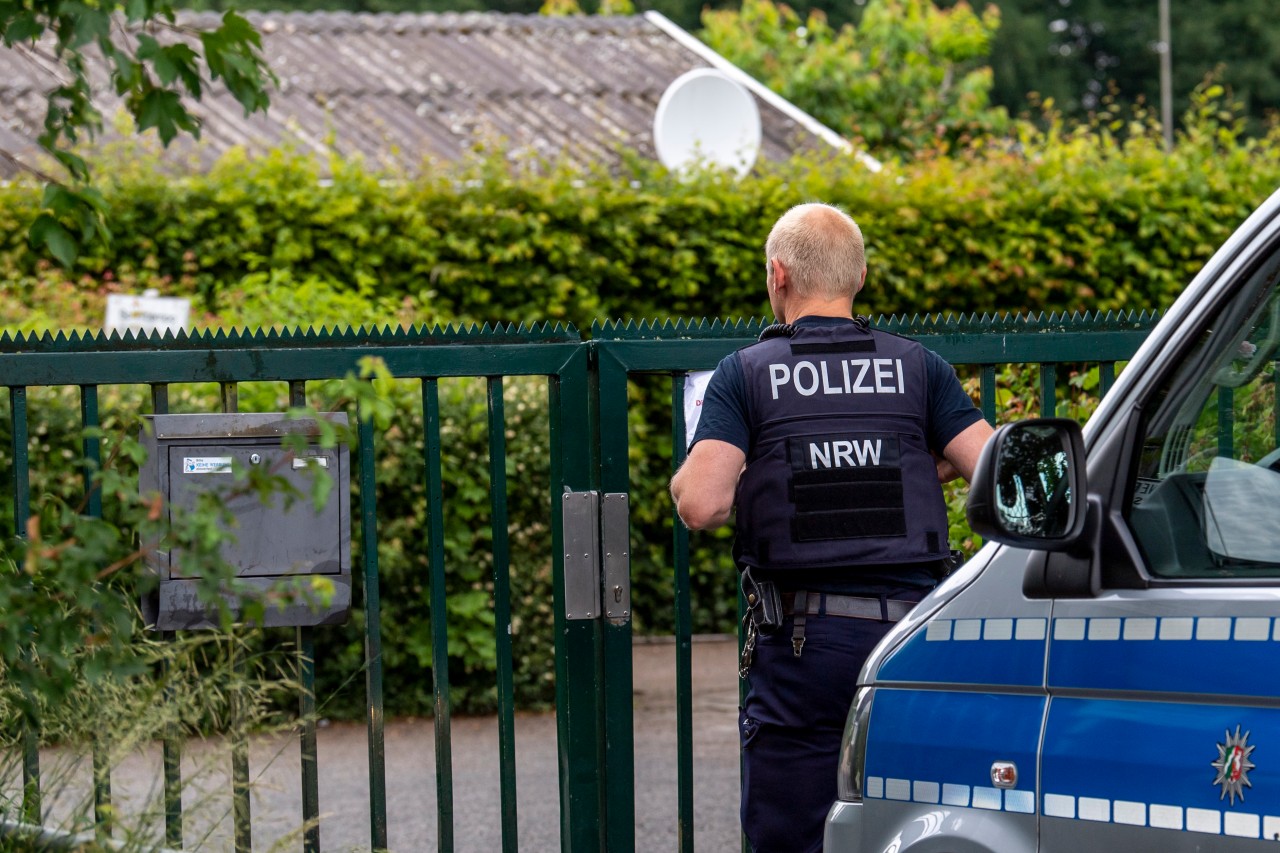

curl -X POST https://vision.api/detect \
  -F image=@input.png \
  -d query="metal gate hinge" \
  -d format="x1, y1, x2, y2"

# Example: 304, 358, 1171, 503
562, 491, 600, 621
601, 493, 630, 621
561, 490, 630, 623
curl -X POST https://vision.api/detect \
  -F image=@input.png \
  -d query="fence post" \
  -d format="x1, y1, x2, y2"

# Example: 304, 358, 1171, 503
550, 345, 607, 852
10, 386, 41, 826
595, 344, 637, 853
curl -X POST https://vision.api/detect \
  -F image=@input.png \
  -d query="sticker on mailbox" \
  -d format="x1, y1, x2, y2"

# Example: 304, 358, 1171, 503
183, 457, 233, 474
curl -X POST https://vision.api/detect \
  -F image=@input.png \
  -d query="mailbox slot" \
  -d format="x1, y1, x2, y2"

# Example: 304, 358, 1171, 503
140, 413, 352, 630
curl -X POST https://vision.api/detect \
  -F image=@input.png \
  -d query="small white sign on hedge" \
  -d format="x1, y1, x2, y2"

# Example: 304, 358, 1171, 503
105, 290, 190, 337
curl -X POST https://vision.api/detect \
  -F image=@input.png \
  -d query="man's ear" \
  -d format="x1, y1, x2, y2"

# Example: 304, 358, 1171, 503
771, 259, 787, 291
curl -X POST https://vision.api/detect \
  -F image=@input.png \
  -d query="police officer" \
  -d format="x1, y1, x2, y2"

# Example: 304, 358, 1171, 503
670, 203, 992, 853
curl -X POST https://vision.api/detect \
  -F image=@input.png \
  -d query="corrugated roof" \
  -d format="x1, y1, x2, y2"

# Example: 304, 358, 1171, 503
0, 11, 839, 179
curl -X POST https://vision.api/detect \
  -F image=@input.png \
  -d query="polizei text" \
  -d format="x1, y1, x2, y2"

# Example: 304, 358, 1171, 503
768, 358, 906, 400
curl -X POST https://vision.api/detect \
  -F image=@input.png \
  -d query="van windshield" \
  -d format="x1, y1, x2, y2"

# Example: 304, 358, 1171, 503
1129, 240, 1280, 579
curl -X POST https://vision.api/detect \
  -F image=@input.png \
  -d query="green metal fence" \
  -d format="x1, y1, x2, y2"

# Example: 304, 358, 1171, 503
0, 311, 1158, 852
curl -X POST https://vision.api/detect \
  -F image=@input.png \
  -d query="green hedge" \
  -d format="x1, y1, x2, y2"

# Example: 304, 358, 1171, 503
4, 96, 1279, 330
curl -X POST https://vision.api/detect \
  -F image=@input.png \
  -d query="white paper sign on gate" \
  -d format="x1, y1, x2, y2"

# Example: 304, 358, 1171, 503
682, 369, 714, 448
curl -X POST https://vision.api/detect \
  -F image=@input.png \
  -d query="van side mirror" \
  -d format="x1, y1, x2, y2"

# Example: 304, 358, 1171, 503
967, 418, 1088, 550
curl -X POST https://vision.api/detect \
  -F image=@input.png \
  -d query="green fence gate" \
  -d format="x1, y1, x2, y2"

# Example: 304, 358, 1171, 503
0, 311, 1158, 853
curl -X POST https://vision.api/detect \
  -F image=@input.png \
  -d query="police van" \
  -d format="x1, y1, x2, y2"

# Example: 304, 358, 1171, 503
825, 185, 1280, 853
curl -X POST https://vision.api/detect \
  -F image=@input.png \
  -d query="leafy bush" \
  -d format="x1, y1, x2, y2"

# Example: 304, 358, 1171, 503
701, 0, 1009, 157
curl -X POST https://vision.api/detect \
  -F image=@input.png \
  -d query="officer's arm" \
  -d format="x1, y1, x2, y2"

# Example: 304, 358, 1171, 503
670, 439, 747, 530
940, 419, 995, 484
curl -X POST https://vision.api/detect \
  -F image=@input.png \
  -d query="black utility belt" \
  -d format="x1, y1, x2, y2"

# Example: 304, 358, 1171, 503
739, 569, 923, 674
780, 591, 915, 623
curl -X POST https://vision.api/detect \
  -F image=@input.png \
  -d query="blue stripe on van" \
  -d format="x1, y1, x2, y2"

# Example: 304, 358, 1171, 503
1047, 616, 1280, 698
877, 617, 1046, 686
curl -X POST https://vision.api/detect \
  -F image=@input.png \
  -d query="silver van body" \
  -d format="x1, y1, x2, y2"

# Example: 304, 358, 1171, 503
826, 186, 1280, 852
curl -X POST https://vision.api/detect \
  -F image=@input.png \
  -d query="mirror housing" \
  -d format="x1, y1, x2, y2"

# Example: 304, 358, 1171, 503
967, 418, 1088, 551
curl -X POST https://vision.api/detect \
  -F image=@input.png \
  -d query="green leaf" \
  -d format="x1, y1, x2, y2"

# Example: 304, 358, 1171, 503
69, 8, 111, 49
50, 148, 90, 183
200, 12, 273, 116
76, 185, 109, 214
218, 10, 263, 47
124, 0, 154, 21
105, 42, 144, 95
29, 213, 78, 268
136, 87, 197, 146
41, 182, 78, 216
165, 44, 203, 95
4, 13, 44, 44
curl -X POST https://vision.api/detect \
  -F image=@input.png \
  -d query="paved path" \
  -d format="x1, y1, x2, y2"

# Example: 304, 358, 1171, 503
16, 636, 744, 852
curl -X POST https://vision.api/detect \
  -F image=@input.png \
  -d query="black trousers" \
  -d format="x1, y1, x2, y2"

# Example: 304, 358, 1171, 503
739, 594, 919, 853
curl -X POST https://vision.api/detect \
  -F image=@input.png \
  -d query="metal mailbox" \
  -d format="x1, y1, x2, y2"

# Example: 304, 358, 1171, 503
139, 412, 352, 629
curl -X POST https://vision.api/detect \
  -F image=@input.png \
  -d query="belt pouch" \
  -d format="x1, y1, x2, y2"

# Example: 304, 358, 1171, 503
755, 581, 783, 632
742, 569, 783, 633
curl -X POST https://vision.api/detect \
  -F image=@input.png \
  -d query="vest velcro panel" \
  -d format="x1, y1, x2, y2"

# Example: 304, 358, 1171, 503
792, 507, 908, 541
791, 469, 905, 514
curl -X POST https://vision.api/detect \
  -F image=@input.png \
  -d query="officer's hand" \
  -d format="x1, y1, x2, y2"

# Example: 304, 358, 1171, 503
935, 455, 961, 484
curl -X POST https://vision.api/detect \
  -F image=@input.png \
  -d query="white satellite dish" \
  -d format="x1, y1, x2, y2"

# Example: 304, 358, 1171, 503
654, 68, 762, 178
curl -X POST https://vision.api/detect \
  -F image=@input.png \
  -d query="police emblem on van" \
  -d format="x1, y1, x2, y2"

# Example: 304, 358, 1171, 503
1211, 725, 1255, 806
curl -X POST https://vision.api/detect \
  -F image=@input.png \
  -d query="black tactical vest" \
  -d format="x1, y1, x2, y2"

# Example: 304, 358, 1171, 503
734, 320, 950, 570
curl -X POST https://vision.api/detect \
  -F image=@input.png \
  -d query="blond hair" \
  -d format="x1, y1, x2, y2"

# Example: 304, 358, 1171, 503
764, 203, 866, 300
